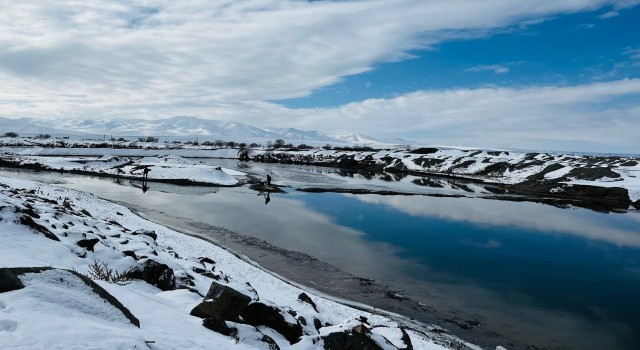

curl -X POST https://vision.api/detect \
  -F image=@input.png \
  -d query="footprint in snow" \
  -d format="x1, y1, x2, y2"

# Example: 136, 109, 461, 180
0, 319, 17, 332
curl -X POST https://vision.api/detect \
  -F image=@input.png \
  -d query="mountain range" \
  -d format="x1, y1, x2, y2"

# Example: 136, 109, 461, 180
1, 116, 415, 145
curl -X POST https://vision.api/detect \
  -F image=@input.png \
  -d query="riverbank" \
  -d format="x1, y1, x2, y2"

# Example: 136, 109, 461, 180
0, 175, 479, 350
251, 148, 640, 211
2, 141, 638, 211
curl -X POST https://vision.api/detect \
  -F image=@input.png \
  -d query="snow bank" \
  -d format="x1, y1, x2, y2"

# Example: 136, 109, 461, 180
12, 155, 244, 186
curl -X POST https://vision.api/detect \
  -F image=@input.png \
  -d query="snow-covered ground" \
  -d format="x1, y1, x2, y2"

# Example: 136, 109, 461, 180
4, 154, 243, 186
0, 176, 481, 350
2, 138, 637, 201
254, 148, 640, 202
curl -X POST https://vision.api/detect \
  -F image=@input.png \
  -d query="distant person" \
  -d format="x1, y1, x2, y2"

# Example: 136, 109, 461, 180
143, 166, 150, 179
266, 174, 272, 186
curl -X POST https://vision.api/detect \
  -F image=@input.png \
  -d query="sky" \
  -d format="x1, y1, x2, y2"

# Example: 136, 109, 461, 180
0, 0, 639, 152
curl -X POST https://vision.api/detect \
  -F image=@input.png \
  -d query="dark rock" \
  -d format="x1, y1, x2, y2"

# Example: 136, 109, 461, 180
77, 238, 100, 252
241, 302, 303, 344
475, 162, 513, 176
16, 207, 40, 219
298, 292, 318, 312
526, 163, 564, 180
132, 229, 157, 241
123, 250, 138, 260
412, 157, 445, 168
399, 327, 413, 350
19, 215, 59, 241
175, 273, 195, 289
198, 257, 216, 265
80, 209, 92, 217
353, 324, 370, 335
510, 179, 631, 211
203, 316, 237, 337
408, 148, 438, 154
322, 329, 394, 350
0, 268, 28, 293
193, 267, 208, 274
190, 281, 252, 321
563, 167, 621, 181
313, 318, 323, 331
108, 220, 123, 227
129, 260, 175, 291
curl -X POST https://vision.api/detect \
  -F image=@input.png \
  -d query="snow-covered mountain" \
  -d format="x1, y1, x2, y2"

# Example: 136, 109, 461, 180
335, 133, 417, 145
20, 116, 342, 142
334, 134, 381, 144
11, 116, 415, 146
0, 117, 92, 137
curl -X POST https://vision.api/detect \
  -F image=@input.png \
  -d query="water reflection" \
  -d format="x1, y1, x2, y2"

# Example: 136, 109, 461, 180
352, 195, 640, 248
257, 191, 271, 205
129, 178, 151, 193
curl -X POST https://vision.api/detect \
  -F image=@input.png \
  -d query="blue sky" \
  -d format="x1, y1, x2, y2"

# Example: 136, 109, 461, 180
0, 0, 638, 152
280, 5, 640, 108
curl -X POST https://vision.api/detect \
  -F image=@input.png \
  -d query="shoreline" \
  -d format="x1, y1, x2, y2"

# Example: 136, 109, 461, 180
117, 200, 544, 350
3, 156, 636, 213
0, 174, 469, 350
2, 147, 638, 212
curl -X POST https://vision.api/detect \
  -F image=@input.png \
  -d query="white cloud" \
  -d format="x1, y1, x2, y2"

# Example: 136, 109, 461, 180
0, 1, 638, 151
466, 64, 511, 74
598, 10, 620, 18
278, 79, 640, 152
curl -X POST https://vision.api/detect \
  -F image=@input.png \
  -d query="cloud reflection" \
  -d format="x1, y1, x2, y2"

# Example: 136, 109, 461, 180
354, 194, 640, 248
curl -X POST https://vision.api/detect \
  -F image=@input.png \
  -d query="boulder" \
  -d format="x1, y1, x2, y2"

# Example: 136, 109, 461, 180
241, 302, 303, 344
203, 316, 237, 337
77, 238, 100, 252
190, 281, 252, 321
322, 327, 398, 350
197, 257, 216, 265
399, 327, 413, 350
131, 229, 157, 241
123, 250, 138, 260
297, 292, 318, 312
18, 215, 59, 241
129, 260, 175, 291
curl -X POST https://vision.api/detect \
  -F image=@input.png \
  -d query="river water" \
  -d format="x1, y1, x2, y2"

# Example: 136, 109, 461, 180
1, 161, 639, 350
